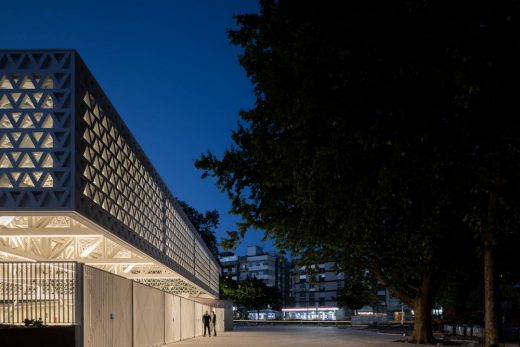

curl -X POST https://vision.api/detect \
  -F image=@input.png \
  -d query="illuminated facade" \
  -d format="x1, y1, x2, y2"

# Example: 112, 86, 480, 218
0, 50, 222, 335
284, 262, 346, 320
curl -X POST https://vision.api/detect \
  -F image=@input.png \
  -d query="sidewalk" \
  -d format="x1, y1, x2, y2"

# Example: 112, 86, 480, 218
164, 325, 520, 347
164, 325, 430, 347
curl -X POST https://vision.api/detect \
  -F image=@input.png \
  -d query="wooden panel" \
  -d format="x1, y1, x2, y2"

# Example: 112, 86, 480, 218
133, 282, 165, 347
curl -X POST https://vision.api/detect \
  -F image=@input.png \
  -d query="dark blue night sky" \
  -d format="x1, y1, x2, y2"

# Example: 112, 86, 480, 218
1, 0, 275, 255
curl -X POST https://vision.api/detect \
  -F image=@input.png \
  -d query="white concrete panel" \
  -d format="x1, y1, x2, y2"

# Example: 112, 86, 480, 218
164, 293, 175, 343
195, 303, 204, 336
111, 274, 133, 347
173, 295, 181, 342
180, 298, 195, 340
216, 307, 225, 333
83, 266, 132, 347
133, 282, 165, 347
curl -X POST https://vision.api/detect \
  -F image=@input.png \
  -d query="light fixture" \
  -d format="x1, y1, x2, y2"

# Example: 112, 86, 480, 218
123, 264, 136, 273
0, 216, 15, 227
80, 239, 102, 257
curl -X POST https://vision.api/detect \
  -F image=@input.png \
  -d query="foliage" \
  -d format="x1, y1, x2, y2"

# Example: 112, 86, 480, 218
23, 318, 43, 327
220, 276, 281, 312
177, 200, 220, 259
196, 0, 520, 343
336, 270, 379, 311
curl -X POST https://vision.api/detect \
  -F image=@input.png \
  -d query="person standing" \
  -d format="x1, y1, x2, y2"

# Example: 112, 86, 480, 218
202, 311, 211, 337
211, 311, 217, 336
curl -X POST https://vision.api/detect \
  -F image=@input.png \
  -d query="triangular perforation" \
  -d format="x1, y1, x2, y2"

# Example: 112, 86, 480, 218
41, 153, 54, 168
0, 94, 13, 109
54, 190, 68, 204
20, 173, 35, 188
40, 133, 54, 148
0, 54, 9, 69
0, 153, 13, 168
32, 190, 44, 204
32, 171, 43, 184
33, 131, 44, 143
40, 114, 54, 128
18, 191, 34, 206
83, 128, 92, 143
18, 94, 35, 109
32, 53, 44, 65
83, 92, 91, 108
41, 173, 54, 188
40, 54, 53, 69
54, 91, 69, 108
83, 183, 92, 198
40, 94, 54, 109
20, 75, 35, 89
53, 72, 70, 88
0, 75, 13, 89
19, 153, 35, 168
0, 114, 13, 128
54, 53, 68, 67
18, 54, 32, 69
39, 191, 54, 205
53, 130, 69, 147
9, 152, 21, 164
33, 92, 43, 103
54, 111, 68, 127
0, 134, 13, 148
18, 134, 36, 148
32, 151, 43, 165
19, 114, 35, 128
41, 75, 54, 89
33, 112, 44, 123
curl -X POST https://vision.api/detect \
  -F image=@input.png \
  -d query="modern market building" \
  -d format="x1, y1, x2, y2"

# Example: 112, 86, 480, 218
0, 49, 231, 347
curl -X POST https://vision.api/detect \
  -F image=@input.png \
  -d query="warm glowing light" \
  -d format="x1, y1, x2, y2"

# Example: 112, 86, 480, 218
80, 239, 102, 257
0, 216, 15, 226
123, 264, 136, 273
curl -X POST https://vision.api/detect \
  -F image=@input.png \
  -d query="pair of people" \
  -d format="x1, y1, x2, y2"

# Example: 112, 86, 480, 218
202, 310, 217, 337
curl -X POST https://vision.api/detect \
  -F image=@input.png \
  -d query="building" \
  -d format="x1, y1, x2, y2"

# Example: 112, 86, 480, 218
283, 261, 346, 320
0, 49, 231, 346
220, 245, 290, 315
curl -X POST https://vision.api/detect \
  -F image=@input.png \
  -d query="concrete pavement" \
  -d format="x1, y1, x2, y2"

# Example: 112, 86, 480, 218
163, 325, 427, 347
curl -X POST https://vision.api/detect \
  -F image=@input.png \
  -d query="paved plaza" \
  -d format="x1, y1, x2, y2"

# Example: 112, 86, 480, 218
164, 325, 425, 347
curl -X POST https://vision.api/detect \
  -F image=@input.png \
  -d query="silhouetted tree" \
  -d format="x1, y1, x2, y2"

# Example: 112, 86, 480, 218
178, 200, 220, 259
196, 1, 520, 344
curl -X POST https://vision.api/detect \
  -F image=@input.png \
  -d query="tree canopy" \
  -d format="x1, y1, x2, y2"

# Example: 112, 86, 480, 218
177, 200, 220, 259
196, 1, 520, 344
220, 276, 281, 316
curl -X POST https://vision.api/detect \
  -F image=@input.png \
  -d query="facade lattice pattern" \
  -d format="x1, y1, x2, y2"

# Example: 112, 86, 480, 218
0, 51, 73, 208
0, 50, 219, 297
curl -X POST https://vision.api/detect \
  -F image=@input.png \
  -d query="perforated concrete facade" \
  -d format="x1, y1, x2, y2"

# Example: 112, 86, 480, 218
0, 50, 219, 298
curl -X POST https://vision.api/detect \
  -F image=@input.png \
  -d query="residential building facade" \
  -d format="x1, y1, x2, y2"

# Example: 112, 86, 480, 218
284, 261, 346, 320
220, 245, 290, 313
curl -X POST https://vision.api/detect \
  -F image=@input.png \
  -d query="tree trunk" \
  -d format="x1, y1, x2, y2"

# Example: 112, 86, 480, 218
483, 188, 499, 347
409, 274, 435, 344
371, 265, 436, 344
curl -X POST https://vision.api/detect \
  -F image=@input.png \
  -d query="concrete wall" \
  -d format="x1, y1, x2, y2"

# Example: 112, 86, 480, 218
83, 266, 231, 347
133, 282, 165, 347
83, 267, 132, 347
